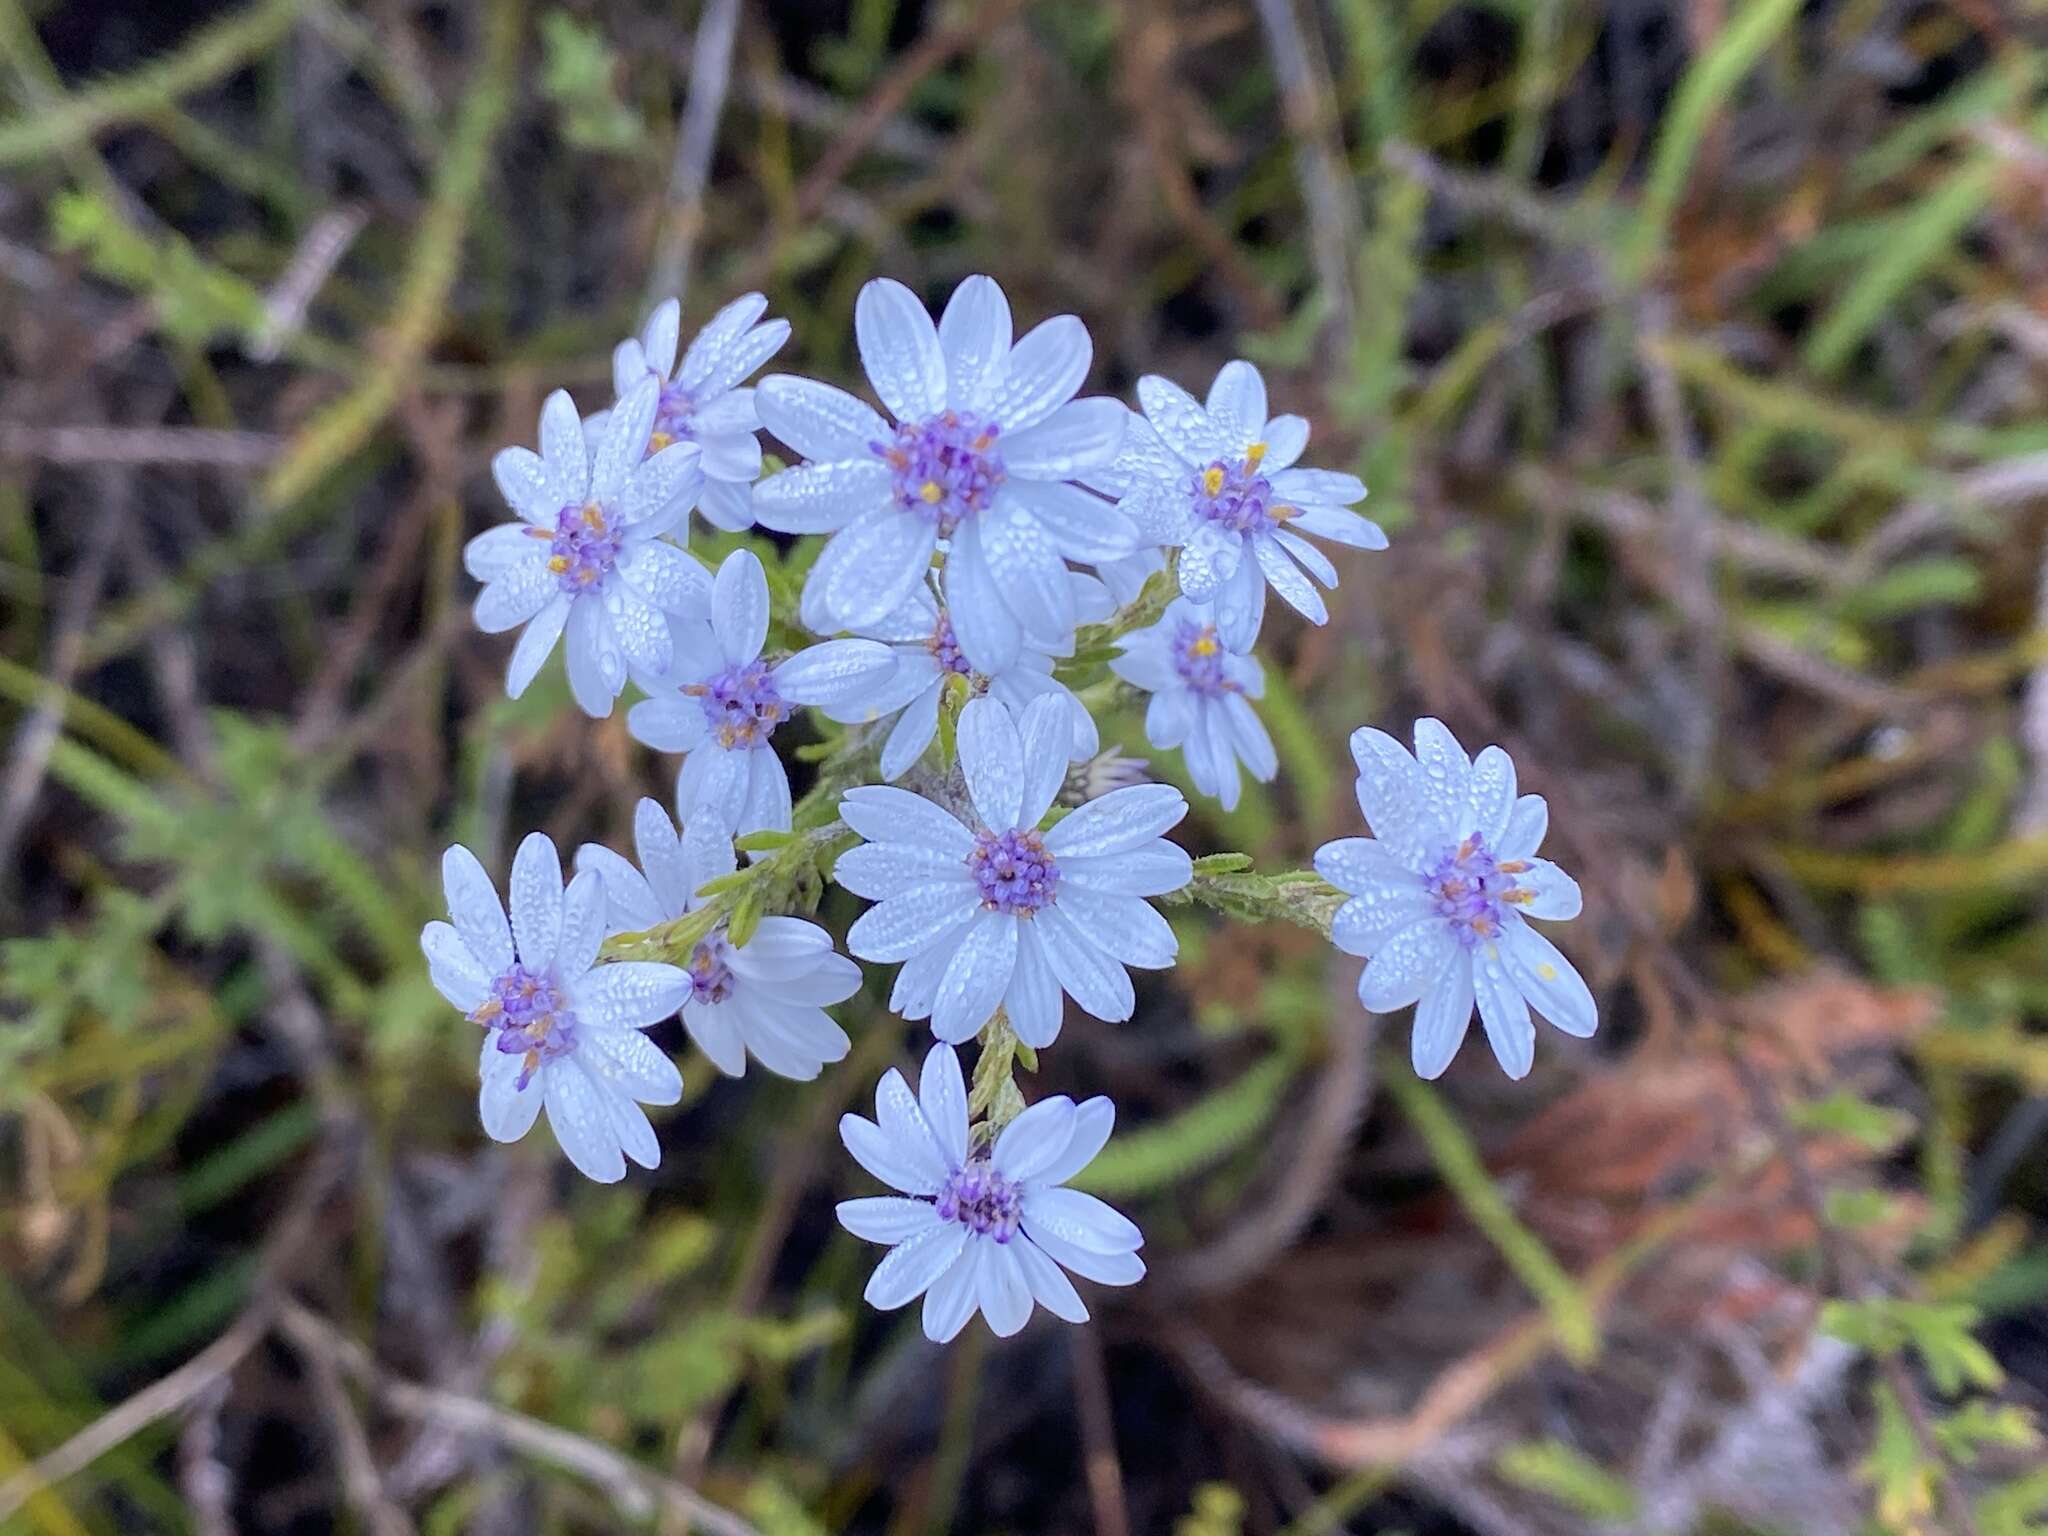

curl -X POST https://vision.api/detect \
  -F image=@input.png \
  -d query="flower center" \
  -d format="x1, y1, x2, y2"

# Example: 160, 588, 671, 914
470, 962, 579, 1090
547, 501, 623, 592
876, 411, 1004, 537
935, 1158, 1023, 1242
967, 827, 1059, 915
648, 380, 697, 454
1424, 834, 1532, 948
927, 612, 975, 677
687, 660, 787, 749
1188, 448, 1292, 537
686, 936, 735, 1005
1169, 620, 1237, 697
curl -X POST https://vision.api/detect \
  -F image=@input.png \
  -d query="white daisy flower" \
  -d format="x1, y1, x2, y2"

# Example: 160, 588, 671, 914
834, 693, 1191, 1048
1111, 597, 1276, 812
419, 832, 689, 1183
751, 274, 1139, 672
470, 379, 709, 717
575, 800, 861, 1081
627, 548, 894, 837
837, 1042, 1144, 1342
593, 292, 790, 533
1314, 719, 1597, 1081
822, 572, 1105, 782
1090, 359, 1386, 652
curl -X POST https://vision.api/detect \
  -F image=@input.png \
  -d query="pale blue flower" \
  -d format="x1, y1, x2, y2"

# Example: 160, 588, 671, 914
1314, 719, 1595, 1081
834, 694, 1191, 1048
420, 832, 689, 1182
1087, 360, 1385, 651
1112, 597, 1275, 812
470, 380, 708, 717
821, 572, 1107, 782
837, 1042, 1144, 1342
576, 801, 861, 1081
751, 275, 1138, 672
627, 548, 893, 837
592, 292, 789, 533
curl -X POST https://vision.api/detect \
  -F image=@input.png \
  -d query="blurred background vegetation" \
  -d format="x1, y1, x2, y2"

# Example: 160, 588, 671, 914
5, 0, 2048, 1531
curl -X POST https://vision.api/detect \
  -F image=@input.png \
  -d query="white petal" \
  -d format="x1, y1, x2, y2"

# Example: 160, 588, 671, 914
1054, 887, 1176, 969
553, 867, 607, 978
1023, 1227, 1145, 1287
1033, 904, 1135, 1022
1212, 552, 1267, 652
627, 695, 710, 753
1002, 398, 1126, 480
583, 1024, 684, 1104
1514, 859, 1582, 921
918, 1239, 982, 1339
751, 458, 889, 534
1253, 533, 1329, 625
1043, 783, 1186, 857
508, 833, 563, 970
1312, 836, 1415, 896
602, 584, 671, 675
638, 297, 681, 378
423, 922, 490, 1010
930, 912, 1019, 1043
1204, 360, 1267, 448
1410, 953, 1476, 1079
1288, 504, 1387, 550
1002, 478, 1139, 563
838, 784, 975, 855
833, 841, 974, 901
543, 1059, 627, 1183
1035, 1096, 1114, 1187
991, 1096, 1076, 1182
1004, 923, 1065, 1048
958, 695, 1025, 831
1271, 467, 1368, 506
711, 547, 769, 665
442, 844, 513, 974
989, 315, 1090, 431
1013, 1236, 1089, 1323
938, 274, 1013, 410
564, 596, 625, 717
474, 562, 556, 634
607, 1094, 661, 1170
880, 683, 943, 780
838, 1196, 944, 1245
1358, 920, 1457, 1013
1465, 745, 1518, 847
538, 390, 589, 502
877, 1064, 954, 1182
1330, 884, 1432, 959
1015, 693, 1072, 830
1411, 718, 1474, 839
757, 375, 890, 463
465, 522, 548, 581
841, 1109, 944, 1196
918, 1042, 970, 1168
595, 377, 660, 502
855, 277, 947, 423
1499, 921, 1598, 1038
771, 639, 895, 706
1259, 413, 1309, 469
738, 747, 793, 838
813, 507, 936, 630
1177, 522, 1242, 602
569, 961, 692, 1028
621, 441, 703, 526
942, 521, 1022, 673
478, 1043, 543, 1142
1019, 1185, 1143, 1253
1473, 952, 1535, 1080
889, 939, 953, 1021
1136, 373, 1230, 464
501, 596, 569, 699
492, 447, 561, 525
847, 884, 979, 964
1058, 845, 1192, 897
1350, 727, 1442, 863
865, 1222, 968, 1310
978, 1242, 1033, 1337
981, 494, 1076, 645
685, 1000, 749, 1077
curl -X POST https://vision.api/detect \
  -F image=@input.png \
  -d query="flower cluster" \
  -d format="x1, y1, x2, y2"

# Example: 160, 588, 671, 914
426, 276, 1598, 1341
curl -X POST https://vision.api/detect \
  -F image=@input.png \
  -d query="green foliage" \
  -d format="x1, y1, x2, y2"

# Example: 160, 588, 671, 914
537, 10, 643, 152
1176, 1482, 1246, 1536
1821, 1298, 2003, 1396
49, 189, 265, 344
1495, 1439, 1640, 1521
1073, 1051, 1296, 1197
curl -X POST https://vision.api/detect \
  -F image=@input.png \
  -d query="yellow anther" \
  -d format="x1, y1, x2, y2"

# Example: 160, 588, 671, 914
1505, 888, 1534, 905
1538, 962, 1558, 981
546, 555, 570, 574
1499, 859, 1530, 874
1190, 634, 1220, 657
919, 480, 945, 504
1201, 466, 1226, 497
647, 430, 675, 453
1245, 441, 1267, 467
1270, 503, 1299, 521
523, 524, 552, 539
580, 503, 606, 530
472, 997, 502, 1022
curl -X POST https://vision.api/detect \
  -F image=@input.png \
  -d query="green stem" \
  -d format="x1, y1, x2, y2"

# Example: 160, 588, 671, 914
597, 819, 856, 966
